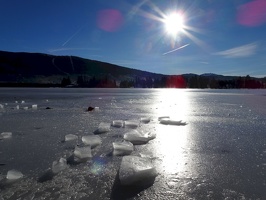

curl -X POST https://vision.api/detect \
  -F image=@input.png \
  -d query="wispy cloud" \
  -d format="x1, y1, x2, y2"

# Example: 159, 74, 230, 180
214, 42, 258, 58
48, 47, 99, 53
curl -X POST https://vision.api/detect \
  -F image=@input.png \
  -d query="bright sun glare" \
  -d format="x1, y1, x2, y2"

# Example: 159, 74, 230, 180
164, 12, 185, 37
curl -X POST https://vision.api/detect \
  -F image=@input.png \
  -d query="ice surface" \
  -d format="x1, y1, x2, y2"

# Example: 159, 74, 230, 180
124, 120, 140, 129
159, 119, 187, 126
0, 132, 12, 139
52, 158, 68, 174
140, 117, 151, 123
123, 130, 156, 145
65, 134, 78, 142
6, 169, 23, 180
82, 135, 102, 148
113, 141, 134, 156
94, 122, 111, 134
119, 156, 157, 185
74, 146, 92, 160
112, 120, 124, 128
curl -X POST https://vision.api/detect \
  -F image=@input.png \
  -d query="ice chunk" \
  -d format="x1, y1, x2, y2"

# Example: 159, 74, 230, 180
15, 101, 18, 104
65, 134, 78, 142
112, 120, 124, 128
119, 156, 157, 185
160, 119, 187, 126
94, 107, 100, 112
1, 132, 12, 139
124, 120, 139, 129
32, 104, 38, 109
16, 105, 19, 110
21, 100, 25, 104
158, 116, 170, 121
94, 122, 110, 134
113, 141, 134, 156
123, 130, 156, 145
6, 170, 23, 180
82, 135, 102, 148
23, 107, 28, 110
74, 146, 92, 160
140, 117, 151, 123
0, 104, 4, 109
52, 158, 68, 174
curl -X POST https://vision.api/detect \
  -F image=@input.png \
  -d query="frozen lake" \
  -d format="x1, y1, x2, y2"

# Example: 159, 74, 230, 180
0, 88, 266, 199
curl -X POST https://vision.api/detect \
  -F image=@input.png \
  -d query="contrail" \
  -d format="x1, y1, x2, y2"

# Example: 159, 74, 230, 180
62, 25, 85, 47
163, 43, 190, 55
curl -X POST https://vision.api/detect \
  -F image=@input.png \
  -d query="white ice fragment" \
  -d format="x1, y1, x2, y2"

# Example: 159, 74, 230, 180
124, 120, 139, 129
23, 107, 28, 110
6, 170, 23, 180
160, 119, 187, 126
5, 103, 8, 106
15, 101, 18, 104
140, 117, 151, 123
1, 132, 12, 139
74, 146, 92, 160
82, 135, 102, 148
32, 104, 38, 109
21, 100, 25, 104
124, 130, 156, 145
94, 107, 100, 112
0, 104, 4, 109
16, 105, 19, 110
52, 158, 68, 174
65, 134, 78, 142
119, 156, 157, 185
113, 141, 134, 156
94, 122, 110, 134
112, 120, 124, 128
158, 116, 170, 121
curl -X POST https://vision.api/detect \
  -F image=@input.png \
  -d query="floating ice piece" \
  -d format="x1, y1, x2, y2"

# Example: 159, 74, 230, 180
160, 119, 187, 126
124, 120, 139, 129
158, 116, 170, 121
16, 105, 19, 110
124, 130, 156, 145
23, 107, 28, 110
94, 122, 110, 134
1, 132, 12, 139
0, 104, 4, 109
140, 117, 151, 123
65, 134, 78, 142
82, 135, 102, 148
21, 100, 25, 104
94, 107, 100, 112
112, 120, 124, 128
74, 146, 92, 160
32, 104, 38, 109
52, 158, 68, 174
113, 141, 134, 156
15, 101, 18, 104
119, 156, 157, 185
6, 169, 23, 180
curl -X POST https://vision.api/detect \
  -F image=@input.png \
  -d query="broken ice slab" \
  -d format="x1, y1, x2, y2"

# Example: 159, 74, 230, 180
21, 100, 25, 104
82, 135, 102, 148
124, 120, 139, 129
119, 156, 157, 186
16, 105, 19, 110
52, 158, 68, 174
123, 130, 156, 145
32, 104, 38, 109
140, 117, 151, 123
112, 120, 124, 128
158, 116, 170, 121
160, 119, 187, 126
0, 104, 4, 109
113, 141, 134, 156
94, 107, 100, 112
1, 132, 12, 139
74, 146, 92, 160
94, 122, 111, 134
6, 169, 23, 180
65, 134, 78, 142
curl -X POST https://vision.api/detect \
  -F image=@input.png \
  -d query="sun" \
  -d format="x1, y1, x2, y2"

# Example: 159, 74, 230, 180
164, 12, 185, 37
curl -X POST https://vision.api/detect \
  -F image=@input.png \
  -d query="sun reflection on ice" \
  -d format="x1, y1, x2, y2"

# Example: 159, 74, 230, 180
153, 89, 191, 174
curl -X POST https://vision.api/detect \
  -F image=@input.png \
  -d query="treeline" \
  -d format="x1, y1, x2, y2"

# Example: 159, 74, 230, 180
60, 74, 266, 89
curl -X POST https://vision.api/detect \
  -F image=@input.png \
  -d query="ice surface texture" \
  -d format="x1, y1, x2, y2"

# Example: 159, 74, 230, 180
119, 156, 157, 185
6, 170, 23, 180
113, 141, 134, 156
82, 135, 102, 148
124, 130, 156, 145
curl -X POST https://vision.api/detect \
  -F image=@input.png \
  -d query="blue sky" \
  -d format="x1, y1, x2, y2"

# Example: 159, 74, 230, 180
1, 0, 266, 77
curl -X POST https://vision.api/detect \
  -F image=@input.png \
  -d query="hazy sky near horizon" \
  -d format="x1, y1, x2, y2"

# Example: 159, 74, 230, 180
1, 0, 266, 77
